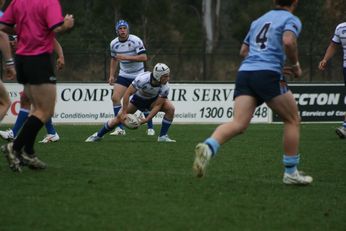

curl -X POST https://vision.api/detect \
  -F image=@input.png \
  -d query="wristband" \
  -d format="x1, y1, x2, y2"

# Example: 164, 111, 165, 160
291, 62, 300, 68
5, 58, 14, 66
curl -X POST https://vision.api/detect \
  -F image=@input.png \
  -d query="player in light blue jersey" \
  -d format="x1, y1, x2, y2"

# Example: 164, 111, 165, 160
319, 22, 346, 139
108, 19, 155, 136
86, 63, 176, 143
193, 0, 313, 185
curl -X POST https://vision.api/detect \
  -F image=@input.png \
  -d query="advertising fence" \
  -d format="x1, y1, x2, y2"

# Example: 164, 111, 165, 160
2, 83, 344, 124
273, 84, 345, 122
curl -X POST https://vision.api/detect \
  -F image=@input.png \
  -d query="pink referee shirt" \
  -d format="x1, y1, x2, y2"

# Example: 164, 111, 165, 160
0, 0, 64, 55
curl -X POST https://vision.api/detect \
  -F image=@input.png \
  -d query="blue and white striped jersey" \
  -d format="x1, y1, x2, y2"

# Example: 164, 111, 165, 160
239, 9, 302, 73
332, 22, 346, 68
110, 34, 146, 79
131, 72, 170, 100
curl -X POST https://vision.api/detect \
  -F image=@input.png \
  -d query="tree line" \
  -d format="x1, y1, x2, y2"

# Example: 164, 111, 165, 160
11, 0, 346, 82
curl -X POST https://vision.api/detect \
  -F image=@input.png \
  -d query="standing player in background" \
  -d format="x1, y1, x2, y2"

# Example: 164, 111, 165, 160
109, 19, 155, 136
0, 0, 74, 172
193, 0, 313, 185
0, 31, 16, 121
319, 22, 346, 139
0, 38, 63, 143
85, 63, 176, 143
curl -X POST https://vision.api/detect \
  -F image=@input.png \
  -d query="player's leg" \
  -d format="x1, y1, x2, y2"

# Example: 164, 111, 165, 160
193, 95, 257, 177
2, 54, 55, 171
85, 103, 138, 142
110, 82, 127, 135
39, 118, 60, 143
143, 111, 155, 135
11, 83, 55, 169
157, 100, 176, 142
336, 70, 346, 138
0, 82, 15, 141
267, 91, 312, 185
12, 92, 30, 137
0, 80, 11, 121
336, 114, 346, 139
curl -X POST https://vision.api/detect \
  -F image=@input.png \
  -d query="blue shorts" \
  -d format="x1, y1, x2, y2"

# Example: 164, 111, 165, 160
130, 95, 158, 112
116, 76, 134, 87
234, 70, 289, 106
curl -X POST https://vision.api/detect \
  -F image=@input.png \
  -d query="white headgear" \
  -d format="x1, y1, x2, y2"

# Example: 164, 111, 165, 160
153, 63, 170, 81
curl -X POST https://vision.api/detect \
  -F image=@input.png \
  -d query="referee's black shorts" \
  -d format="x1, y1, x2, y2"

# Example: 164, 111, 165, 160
15, 53, 56, 85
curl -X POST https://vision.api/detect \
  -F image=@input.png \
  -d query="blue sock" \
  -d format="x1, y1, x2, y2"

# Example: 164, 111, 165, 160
12, 108, 29, 136
159, 117, 172, 137
204, 137, 220, 156
144, 111, 153, 129
283, 154, 300, 174
45, 118, 56, 135
97, 121, 114, 137
113, 105, 124, 129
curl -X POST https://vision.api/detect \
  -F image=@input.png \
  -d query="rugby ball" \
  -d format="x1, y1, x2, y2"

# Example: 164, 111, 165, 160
123, 114, 141, 129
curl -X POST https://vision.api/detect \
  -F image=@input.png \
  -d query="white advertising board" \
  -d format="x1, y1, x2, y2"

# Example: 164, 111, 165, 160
2, 83, 271, 124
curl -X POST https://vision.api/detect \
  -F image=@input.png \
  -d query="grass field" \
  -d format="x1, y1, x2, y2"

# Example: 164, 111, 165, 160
0, 123, 345, 231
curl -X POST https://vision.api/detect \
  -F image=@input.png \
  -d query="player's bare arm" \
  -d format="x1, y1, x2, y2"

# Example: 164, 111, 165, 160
142, 97, 165, 124
239, 44, 249, 58
53, 14, 74, 33
119, 85, 137, 121
283, 30, 302, 78
108, 58, 118, 85
54, 39, 64, 70
0, 23, 16, 35
319, 42, 338, 71
0, 31, 16, 80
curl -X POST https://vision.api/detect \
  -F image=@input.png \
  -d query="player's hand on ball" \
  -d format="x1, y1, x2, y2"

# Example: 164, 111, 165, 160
123, 114, 141, 129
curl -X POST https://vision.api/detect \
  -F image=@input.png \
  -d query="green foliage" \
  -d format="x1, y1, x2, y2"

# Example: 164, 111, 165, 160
0, 124, 345, 230
53, 1, 345, 82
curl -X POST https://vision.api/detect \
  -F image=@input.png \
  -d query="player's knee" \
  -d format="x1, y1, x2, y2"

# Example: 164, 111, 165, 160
237, 123, 249, 134
1, 95, 11, 108
111, 95, 121, 104
164, 104, 175, 117
283, 113, 300, 126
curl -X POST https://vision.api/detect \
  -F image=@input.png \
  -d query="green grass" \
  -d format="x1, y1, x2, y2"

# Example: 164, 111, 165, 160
0, 124, 345, 231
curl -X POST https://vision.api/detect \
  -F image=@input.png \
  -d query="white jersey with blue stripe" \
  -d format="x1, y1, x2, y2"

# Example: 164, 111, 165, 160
110, 34, 146, 79
239, 9, 302, 73
131, 72, 170, 100
332, 22, 346, 67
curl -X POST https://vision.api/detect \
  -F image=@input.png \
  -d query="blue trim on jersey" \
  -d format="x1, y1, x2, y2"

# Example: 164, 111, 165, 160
332, 40, 341, 45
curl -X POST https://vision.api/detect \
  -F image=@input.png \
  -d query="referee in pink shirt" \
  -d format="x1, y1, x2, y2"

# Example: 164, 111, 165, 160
0, 0, 74, 172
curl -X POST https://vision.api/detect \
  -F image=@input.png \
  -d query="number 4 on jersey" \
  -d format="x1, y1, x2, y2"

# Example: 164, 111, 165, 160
256, 23, 271, 50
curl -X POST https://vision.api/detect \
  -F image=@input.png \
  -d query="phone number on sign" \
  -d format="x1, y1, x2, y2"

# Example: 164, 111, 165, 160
199, 106, 269, 119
